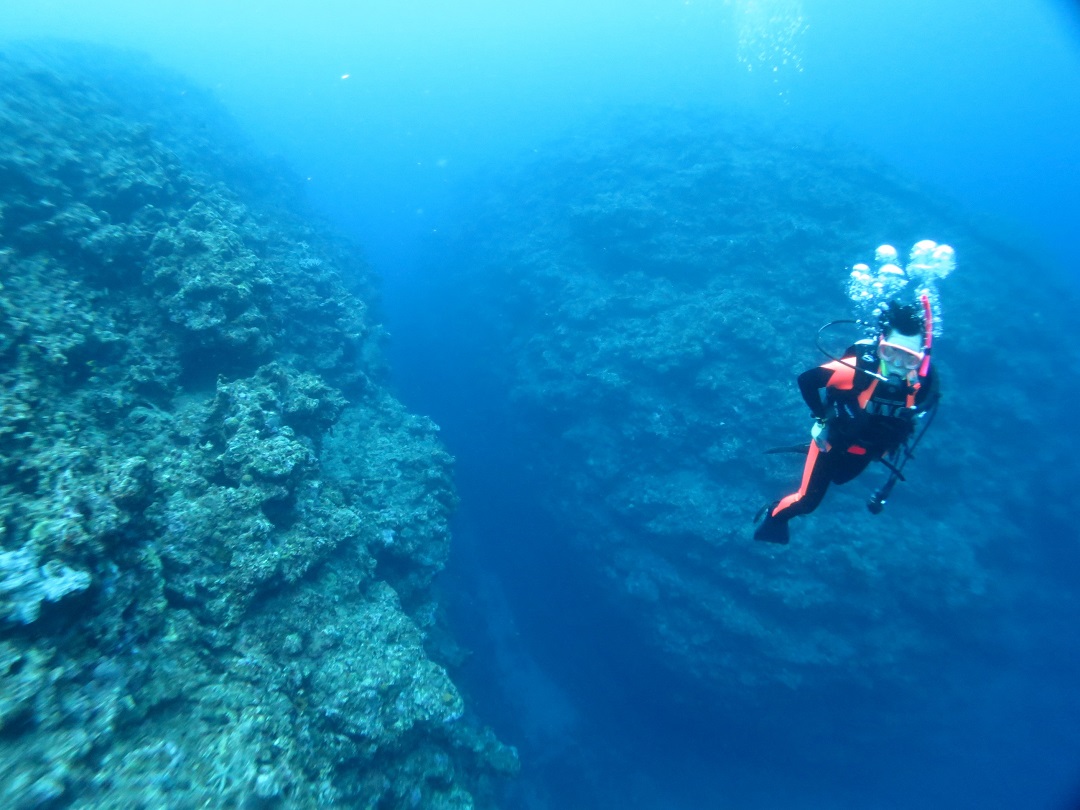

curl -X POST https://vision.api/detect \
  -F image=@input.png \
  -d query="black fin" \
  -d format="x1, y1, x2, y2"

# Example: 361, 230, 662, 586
753, 507, 790, 545
764, 443, 812, 455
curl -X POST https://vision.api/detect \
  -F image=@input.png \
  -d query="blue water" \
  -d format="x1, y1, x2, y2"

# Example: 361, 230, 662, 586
7, 1, 1080, 807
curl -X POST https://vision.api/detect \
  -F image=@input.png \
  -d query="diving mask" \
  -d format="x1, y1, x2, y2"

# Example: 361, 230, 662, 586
878, 340, 924, 372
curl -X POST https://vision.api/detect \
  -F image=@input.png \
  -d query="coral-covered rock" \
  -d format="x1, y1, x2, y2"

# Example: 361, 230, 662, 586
436, 112, 1079, 699
0, 47, 515, 808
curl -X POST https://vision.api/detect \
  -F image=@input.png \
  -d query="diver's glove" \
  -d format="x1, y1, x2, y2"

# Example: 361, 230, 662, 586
810, 418, 828, 451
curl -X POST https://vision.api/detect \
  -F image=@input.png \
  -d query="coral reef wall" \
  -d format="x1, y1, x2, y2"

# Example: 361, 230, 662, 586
437, 112, 1080, 699
0, 49, 515, 808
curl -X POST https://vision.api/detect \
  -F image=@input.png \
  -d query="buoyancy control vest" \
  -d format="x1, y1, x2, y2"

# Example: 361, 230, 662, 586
825, 340, 936, 456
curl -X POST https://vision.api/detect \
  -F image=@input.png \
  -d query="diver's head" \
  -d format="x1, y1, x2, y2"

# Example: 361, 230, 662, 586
878, 300, 924, 338
877, 301, 925, 377
878, 331, 924, 376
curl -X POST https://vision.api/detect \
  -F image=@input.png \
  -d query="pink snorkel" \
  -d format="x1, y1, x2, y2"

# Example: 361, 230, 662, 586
919, 292, 933, 377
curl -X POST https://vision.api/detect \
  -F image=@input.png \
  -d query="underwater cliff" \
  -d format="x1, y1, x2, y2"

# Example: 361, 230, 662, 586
0, 49, 516, 808
426, 110, 1080, 711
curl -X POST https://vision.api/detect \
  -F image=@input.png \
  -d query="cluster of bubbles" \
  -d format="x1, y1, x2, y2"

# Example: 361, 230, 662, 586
847, 240, 955, 338
729, 0, 808, 98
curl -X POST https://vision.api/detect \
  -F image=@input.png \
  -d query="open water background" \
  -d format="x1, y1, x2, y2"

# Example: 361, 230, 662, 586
7, 2, 1080, 807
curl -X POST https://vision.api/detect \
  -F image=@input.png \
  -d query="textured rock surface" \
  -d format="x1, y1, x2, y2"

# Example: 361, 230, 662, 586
436, 111, 1079, 697
0, 48, 515, 808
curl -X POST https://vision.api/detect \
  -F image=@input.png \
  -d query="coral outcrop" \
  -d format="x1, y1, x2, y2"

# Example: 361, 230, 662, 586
0, 47, 515, 808
435, 112, 1079, 697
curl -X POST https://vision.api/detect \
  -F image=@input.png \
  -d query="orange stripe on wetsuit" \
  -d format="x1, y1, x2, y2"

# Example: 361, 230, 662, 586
772, 440, 820, 516
771, 358, 861, 517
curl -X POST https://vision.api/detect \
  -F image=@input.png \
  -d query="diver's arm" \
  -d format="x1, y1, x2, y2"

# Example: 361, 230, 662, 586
797, 366, 833, 420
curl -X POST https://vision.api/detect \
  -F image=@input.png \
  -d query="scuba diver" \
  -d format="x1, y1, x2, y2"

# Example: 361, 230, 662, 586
753, 240, 953, 545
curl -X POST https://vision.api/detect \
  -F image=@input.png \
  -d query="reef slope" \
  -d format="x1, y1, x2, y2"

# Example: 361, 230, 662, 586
0, 49, 516, 809
437, 112, 1078, 700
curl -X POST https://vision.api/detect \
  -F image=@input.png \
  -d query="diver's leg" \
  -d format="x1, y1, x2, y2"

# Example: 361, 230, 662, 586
772, 443, 833, 518
755, 444, 833, 543
829, 449, 874, 485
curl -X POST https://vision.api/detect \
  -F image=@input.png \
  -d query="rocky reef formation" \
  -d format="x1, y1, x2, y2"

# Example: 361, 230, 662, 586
0, 48, 515, 808
435, 112, 1079, 699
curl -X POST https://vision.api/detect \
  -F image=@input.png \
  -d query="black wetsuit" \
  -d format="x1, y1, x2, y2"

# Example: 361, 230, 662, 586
769, 342, 939, 522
